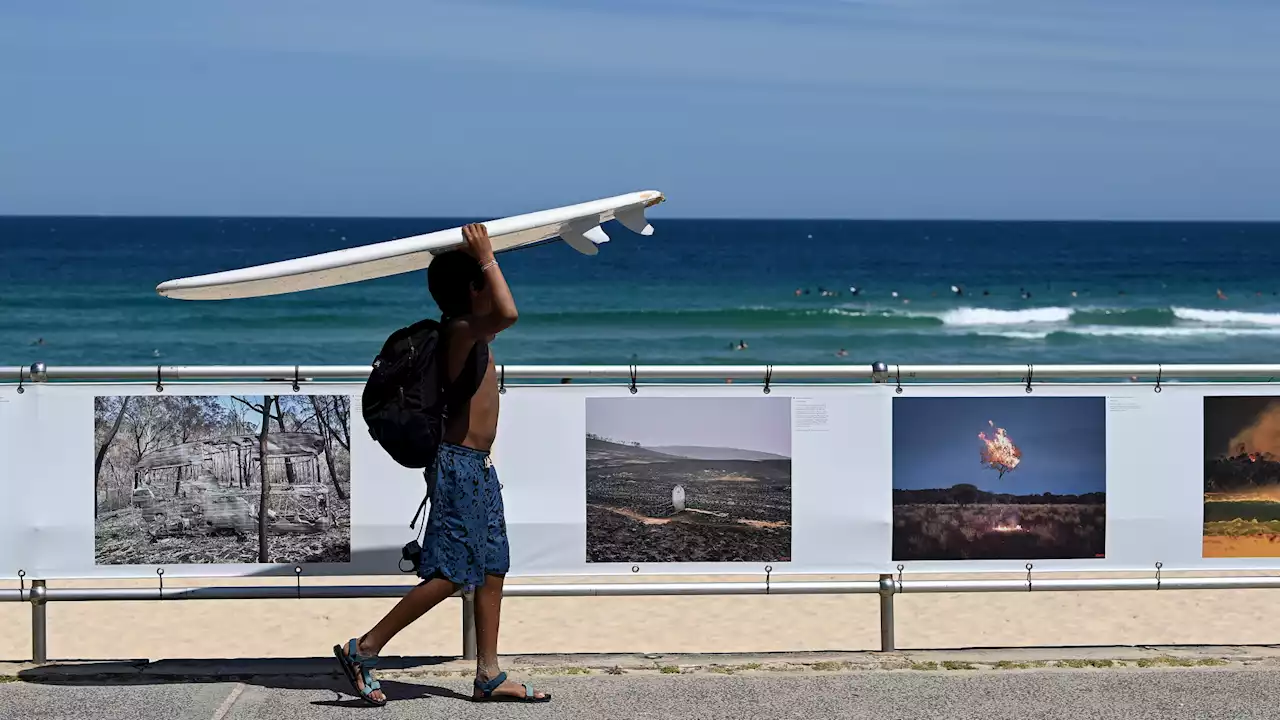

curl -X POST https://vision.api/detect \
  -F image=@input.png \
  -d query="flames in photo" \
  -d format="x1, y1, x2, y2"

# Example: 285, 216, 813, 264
892, 396, 1107, 561
94, 395, 351, 565
979, 421, 1022, 479
1202, 397, 1280, 558
586, 396, 792, 564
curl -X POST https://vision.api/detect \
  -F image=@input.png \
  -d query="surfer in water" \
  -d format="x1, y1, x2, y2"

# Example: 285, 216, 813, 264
336, 223, 549, 704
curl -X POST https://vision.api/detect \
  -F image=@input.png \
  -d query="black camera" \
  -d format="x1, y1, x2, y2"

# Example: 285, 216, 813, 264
398, 469, 434, 573
399, 540, 422, 573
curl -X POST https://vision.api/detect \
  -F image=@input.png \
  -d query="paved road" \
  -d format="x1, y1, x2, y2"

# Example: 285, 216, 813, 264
4, 667, 1280, 719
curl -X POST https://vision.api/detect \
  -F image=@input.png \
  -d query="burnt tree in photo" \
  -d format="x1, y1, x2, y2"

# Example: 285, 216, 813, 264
126, 399, 163, 493
268, 397, 307, 486
259, 397, 273, 562
94, 396, 130, 518
230, 395, 278, 563
95, 394, 353, 566
310, 395, 349, 501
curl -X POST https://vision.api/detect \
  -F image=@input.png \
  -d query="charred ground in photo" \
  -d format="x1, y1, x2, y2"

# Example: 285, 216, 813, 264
892, 486, 1106, 561
94, 394, 352, 565
95, 497, 351, 565
586, 437, 791, 563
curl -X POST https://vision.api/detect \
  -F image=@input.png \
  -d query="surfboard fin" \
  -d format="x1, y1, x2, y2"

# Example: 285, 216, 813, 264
616, 206, 655, 236
560, 222, 607, 256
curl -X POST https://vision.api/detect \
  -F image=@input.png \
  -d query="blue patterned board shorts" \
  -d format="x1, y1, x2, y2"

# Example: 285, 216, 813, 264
418, 443, 510, 589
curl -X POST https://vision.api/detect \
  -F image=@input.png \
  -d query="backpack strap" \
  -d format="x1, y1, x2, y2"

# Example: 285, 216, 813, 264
410, 491, 429, 530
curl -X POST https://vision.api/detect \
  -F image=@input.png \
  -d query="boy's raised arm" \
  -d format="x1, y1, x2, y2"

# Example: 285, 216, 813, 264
457, 223, 518, 340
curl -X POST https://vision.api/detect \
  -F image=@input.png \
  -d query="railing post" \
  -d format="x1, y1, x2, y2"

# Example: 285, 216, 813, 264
461, 590, 477, 661
30, 580, 48, 664
877, 573, 895, 652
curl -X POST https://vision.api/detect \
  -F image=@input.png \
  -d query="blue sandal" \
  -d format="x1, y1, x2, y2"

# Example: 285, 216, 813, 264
333, 638, 387, 706
474, 671, 551, 703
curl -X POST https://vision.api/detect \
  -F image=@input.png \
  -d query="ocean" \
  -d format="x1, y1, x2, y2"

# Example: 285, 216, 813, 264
2, 217, 1280, 368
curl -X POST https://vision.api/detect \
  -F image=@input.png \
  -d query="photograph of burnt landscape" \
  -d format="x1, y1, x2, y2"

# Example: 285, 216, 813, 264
586, 396, 792, 564
893, 396, 1107, 561
1204, 396, 1280, 558
94, 394, 351, 565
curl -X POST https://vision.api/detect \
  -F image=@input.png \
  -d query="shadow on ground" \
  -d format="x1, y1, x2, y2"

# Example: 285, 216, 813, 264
14, 655, 475, 705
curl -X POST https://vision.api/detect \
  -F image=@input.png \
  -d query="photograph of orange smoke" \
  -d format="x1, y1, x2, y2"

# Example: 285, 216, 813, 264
1204, 397, 1280, 558
892, 396, 1107, 561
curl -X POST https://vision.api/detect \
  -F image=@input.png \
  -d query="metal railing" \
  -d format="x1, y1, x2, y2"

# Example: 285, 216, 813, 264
10, 574, 1280, 665
7, 361, 1280, 384
6, 362, 1280, 666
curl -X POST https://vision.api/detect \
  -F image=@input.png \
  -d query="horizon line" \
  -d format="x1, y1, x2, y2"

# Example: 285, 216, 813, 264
4, 213, 1280, 225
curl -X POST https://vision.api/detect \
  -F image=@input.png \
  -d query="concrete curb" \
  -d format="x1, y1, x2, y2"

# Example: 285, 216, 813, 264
6, 645, 1280, 682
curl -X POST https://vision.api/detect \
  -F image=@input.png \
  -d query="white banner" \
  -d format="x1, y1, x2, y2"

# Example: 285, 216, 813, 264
0, 391, 28, 576
3, 380, 1280, 579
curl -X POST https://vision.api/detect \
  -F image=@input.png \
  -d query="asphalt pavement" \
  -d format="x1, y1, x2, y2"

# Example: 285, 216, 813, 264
4, 665, 1280, 720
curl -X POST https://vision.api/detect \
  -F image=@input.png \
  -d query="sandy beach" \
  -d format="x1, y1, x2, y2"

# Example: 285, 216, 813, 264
3, 571, 1279, 661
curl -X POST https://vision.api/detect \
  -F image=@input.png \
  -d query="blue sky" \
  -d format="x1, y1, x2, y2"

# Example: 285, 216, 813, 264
2, 1, 1278, 219
893, 396, 1106, 495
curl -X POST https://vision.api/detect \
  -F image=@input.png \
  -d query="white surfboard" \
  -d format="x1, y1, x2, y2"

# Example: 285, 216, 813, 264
156, 190, 665, 300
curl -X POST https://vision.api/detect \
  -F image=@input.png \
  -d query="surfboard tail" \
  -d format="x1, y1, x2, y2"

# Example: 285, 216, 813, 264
558, 193, 662, 255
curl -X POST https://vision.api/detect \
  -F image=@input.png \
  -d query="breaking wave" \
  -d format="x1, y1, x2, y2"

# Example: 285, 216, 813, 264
1171, 308, 1280, 326
938, 307, 1073, 326
506, 304, 1280, 344
978, 327, 1280, 342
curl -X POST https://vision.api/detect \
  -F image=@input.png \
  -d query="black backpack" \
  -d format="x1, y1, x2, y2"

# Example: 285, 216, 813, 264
361, 318, 486, 469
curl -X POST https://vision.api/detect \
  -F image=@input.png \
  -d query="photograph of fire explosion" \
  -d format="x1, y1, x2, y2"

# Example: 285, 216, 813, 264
892, 396, 1107, 561
1203, 397, 1280, 558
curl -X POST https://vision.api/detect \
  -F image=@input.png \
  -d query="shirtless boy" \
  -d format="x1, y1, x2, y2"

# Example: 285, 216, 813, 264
335, 223, 550, 704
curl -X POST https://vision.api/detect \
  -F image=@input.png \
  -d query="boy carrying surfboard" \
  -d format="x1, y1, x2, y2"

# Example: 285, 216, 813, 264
335, 223, 550, 705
